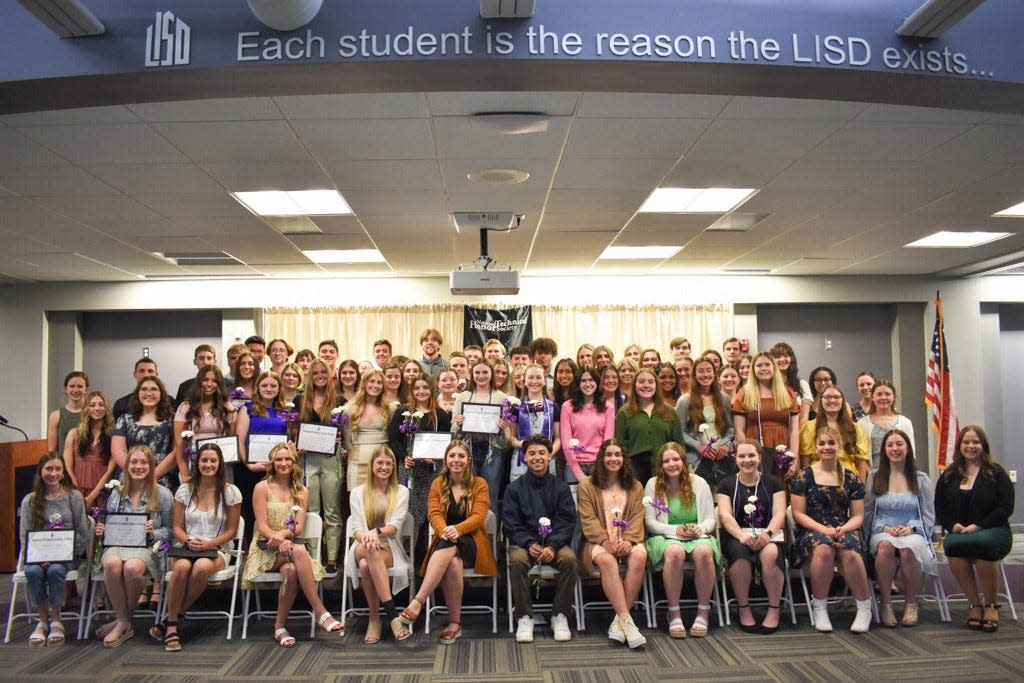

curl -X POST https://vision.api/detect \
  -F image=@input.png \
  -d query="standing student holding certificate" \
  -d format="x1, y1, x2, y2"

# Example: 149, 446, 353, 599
452, 361, 508, 516
151, 442, 241, 651
173, 365, 236, 485
387, 374, 452, 548
296, 360, 344, 572
94, 445, 174, 647
19, 453, 90, 646
235, 371, 288, 545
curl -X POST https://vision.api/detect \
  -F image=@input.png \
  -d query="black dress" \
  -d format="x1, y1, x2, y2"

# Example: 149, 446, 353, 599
434, 497, 476, 568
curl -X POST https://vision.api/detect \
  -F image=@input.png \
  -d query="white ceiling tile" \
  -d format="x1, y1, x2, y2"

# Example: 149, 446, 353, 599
324, 159, 442, 190
0, 165, 119, 196
662, 157, 791, 187
541, 212, 632, 232
87, 163, 224, 194
0, 128, 67, 168
277, 93, 430, 119
153, 121, 311, 162
0, 106, 139, 126
128, 98, 283, 122
554, 157, 672, 189
806, 121, 973, 161
545, 188, 649, 215
35, 195, 166, 226
292, 119, 435, 160
685, 119, 844, 161
576, 93, 728, 119
133, 193, 255, 219
200, 161, 331, 190
18, 124, 188, 164
564, 118, 710, 158
856, 104, 991, 124
286, 234, 374, 251
720, 97, 867, 120
434, 117, 571, 160
344, 189, 446, 216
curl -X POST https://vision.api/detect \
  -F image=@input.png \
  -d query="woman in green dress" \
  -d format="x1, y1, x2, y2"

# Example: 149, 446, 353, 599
644, 441, 720, 638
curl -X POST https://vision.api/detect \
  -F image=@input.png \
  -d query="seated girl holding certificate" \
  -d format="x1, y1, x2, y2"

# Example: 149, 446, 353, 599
94, 445, 174, 647
714, 439, 787, 634
241, 442, 343, 648
149, 442, 241, 651
19, 452, 90, 646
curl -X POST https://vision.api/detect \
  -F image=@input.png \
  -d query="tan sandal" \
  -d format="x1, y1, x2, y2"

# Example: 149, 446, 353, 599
879, 603, 898, 628
363, 621, 382, 644
689, 604, 710, 638
28, 621, 47, 647
274, 627, 296, 648
901, 602, 919, 627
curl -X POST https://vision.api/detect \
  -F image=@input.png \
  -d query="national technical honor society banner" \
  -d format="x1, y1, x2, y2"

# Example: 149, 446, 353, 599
463, 306, 532, 349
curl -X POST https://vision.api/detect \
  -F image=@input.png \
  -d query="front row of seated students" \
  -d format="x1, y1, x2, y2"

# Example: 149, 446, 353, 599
15, 424, 1013, 646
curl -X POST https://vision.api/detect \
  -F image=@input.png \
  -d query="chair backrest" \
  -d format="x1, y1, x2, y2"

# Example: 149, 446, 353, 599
302, 512, 323, 561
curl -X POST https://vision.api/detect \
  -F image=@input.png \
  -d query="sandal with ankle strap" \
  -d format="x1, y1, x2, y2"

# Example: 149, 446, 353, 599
690, 604, 711, 638
966, 603, 983, 630
666, 607, 686, 639
163, 621, 181, 652
981, 603, 1001, 633
735, 602, 759, 633
28, 621, 47, 647
46, 621, 65, 646
274, 627, 296, 648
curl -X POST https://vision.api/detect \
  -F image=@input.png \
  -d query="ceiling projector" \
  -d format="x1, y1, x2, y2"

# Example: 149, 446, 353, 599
450, 212, 522, 295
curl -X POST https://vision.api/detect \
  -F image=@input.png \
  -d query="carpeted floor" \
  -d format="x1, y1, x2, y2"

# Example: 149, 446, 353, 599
1, 571, 1023, 683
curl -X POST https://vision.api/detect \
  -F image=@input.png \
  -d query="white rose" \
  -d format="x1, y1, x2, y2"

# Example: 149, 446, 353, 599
610, 507, 623, 517
413, 411, 425, 419
180, 430, 194, 440
330, 406, 344, 415
776, 444, 787, 452
402, 411, 412, 417
569, 438, 580, 447
290, 505, 301, 514
641, 496, 653, 507
105, 479, 122, 490
538, 516, 551, 527
508, 397, 521, 405
785, 450, 795, 459
698, 423, 710, 434
743, 503, 756, 515
285, 402, 295, 410
748, 495, 758, 503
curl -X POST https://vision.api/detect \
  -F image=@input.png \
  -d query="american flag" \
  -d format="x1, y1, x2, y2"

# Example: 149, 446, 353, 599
925, 292, 959, 469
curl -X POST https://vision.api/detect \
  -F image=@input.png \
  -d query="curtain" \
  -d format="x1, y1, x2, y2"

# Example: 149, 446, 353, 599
264, 303, 732, 362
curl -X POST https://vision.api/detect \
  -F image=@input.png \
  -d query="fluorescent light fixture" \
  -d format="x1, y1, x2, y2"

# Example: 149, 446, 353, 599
232, 190, 351, 216
302, 249, 386, 264
993, 200, 1024, 217
904, 231, 1012, 248
639, 187, 757, 213
599, 245, 681, 260
896, 0, 984, 38
17, 0, 105, 37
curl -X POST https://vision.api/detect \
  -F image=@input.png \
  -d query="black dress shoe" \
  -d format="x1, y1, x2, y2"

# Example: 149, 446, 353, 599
759, 605, 781, 634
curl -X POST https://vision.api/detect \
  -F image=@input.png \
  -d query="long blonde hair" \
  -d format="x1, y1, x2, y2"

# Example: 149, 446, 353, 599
74, 391, 113, 456
653, 442, 694, 506
348, 370, 392, 434
438, 440, 475, 517
264, 442, 304, 505
361, 446, 400, 527
739, 352, 794, 413
299, 360, 338, 422
124, 445, 162, 514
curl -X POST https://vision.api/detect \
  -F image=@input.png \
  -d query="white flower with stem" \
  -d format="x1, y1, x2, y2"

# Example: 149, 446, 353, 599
284, 401, 295, 410
641, 495, 653, 507
698, 423, 711, 435
330, 406, 344, 415
412, 410, 425, 419
402, 410, 412, 418
743, 502, 757, 516
104, 479, 122, 491
538, 516, 551, 527
180, 430, 194, 440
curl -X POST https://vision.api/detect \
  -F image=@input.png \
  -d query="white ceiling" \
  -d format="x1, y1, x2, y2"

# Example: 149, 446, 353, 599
0, 91, 1022, 283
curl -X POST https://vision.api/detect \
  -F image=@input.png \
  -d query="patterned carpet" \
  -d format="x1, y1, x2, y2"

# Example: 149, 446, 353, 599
2, 573, 1023, 683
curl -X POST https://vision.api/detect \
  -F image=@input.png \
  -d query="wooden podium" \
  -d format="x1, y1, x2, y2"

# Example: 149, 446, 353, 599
0, 439, 46, 571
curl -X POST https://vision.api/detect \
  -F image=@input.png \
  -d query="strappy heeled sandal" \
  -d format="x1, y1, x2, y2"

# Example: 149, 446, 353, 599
736, 602, 759, 633
981, 603, 1001, 633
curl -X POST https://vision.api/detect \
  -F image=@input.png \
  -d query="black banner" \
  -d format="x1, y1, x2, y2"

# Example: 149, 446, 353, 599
463, 306, 533, 350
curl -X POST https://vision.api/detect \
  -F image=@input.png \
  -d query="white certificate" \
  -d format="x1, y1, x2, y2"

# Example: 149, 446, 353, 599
461, 402, 502, 434
412, 431, 452, 460
104, 512, 149, 548
248, 434, 286, 464
25, 530, 75, 564
297, 422, 338, 455
197, 435, 240, 463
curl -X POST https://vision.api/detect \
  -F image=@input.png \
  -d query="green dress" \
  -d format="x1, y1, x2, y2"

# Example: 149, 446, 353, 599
645, 496, 722, 570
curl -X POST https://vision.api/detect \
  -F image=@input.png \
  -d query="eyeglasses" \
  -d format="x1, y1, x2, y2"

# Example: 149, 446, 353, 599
813, 376, 833, 384
821, 394, 843, 401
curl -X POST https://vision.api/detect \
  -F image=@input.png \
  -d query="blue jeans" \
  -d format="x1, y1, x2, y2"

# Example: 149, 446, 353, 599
23, 562, 73, 609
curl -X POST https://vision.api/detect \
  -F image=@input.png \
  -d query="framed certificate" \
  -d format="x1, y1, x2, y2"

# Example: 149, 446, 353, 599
296, 422, 338, 455
25, 530, 75, 564
104, 512, 149, 548
412, 431, 452, 460
460, 402, 502, 434
248, 434, 286, 464
197, 435, 240, 463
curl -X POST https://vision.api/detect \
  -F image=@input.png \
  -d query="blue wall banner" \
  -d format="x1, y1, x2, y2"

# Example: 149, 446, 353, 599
463, 306, 532, 350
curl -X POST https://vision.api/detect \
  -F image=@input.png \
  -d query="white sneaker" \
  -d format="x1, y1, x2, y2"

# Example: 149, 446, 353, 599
620, 615, 646, 649
850, 599, 873, 634
607, 615, 625, 643
811, 598, 833, 633
515, 615, 534, 643
551, 613, 572, 642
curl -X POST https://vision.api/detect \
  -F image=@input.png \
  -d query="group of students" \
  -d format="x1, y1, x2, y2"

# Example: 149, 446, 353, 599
18, 331, 1014, 649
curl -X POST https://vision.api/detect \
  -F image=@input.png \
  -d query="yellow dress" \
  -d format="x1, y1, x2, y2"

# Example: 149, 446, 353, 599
241, 488, 325, 589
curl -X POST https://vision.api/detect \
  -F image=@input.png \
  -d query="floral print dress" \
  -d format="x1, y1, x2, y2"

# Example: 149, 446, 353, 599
789, 467, 865, 566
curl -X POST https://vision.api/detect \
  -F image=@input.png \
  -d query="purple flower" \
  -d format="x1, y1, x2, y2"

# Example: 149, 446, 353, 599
278, 409, 299, 423
229, 387, 248, 401
650, 496, 669, 516
45, 513, 67, 530
90, 506, 103, 520
284, 505, 301, 535
774, 446, 794, 474
610, 507, 629, 531
537, 517, 552, 541
153, 538, 171, 556
330, 409, 349, 430
500, 398, 521, 422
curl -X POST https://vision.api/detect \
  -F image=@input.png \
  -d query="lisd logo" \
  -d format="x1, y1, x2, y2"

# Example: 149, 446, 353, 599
145, 11, 191, 67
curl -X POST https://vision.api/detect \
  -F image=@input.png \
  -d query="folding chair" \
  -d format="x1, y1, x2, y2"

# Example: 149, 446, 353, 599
505, 539, 583, 632
578, 560, 654, 630
718, 547, 799, 626
339, 515, 417, 626
5, 518, 94, 642
935, 527, 1016, 622
241, 512, 323, 639
646, 559, 725, 629
155, 518, 247, 638
84, 529, 162, 639
424, 510, 499, 633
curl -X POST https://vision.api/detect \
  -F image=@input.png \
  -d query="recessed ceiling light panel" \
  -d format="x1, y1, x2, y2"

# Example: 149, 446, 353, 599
904, 231, 1012, 248
302, 249, 386, 264
993, 201, 1024, 217
639, 187, 757, 213
599, 245, 682, 260
232, 190, 352, 216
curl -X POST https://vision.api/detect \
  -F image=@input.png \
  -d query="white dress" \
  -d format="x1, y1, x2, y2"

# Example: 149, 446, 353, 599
174, 483, 242, 564
344, 484, 411, 596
